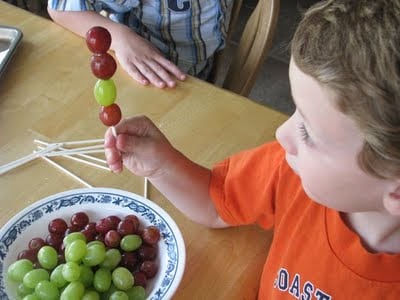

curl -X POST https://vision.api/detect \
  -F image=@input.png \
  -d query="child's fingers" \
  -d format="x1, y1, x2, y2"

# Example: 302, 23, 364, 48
104, 147, 123, 173
104, 127, 117, 147
124, 63, 150, 86
156, 57, 186, 81
145, 60, 177, 88
135, 61, 167, 88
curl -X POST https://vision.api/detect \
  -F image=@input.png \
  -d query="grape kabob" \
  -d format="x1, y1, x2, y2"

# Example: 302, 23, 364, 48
86, 26, 122, 129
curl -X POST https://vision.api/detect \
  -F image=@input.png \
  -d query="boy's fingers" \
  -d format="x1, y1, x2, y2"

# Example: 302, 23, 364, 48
157, 58, 186, 81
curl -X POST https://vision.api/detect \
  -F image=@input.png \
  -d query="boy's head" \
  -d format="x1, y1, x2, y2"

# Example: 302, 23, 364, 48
291, 0, 400, 179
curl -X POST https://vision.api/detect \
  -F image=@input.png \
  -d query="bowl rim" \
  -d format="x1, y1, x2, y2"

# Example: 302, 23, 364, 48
0, 187, 186, 299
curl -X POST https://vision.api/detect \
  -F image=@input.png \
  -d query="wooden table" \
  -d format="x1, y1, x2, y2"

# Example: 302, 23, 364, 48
0, 2, 288, 299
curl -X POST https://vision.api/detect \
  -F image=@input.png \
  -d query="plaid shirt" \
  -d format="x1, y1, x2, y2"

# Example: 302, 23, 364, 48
48, 0, 232, 78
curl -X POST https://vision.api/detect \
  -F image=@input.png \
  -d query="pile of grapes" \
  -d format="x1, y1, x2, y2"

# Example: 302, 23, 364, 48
7, 212, 161, 299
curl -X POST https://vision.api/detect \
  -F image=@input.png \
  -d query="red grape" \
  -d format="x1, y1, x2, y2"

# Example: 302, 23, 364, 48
120, 252, 138, 272
140, 260, 158, 278
86, 26, 112, 54
106, 215, 121, 230
48, 218, 68, 235
117, 219, 136, 236
96, 217, 113, 234
99, 103, 122, 126
141, 226, 161, 245
104, 230, 121, 248
137, 244, 157, 261
71, 212, 89, 229
91, 53, 117, 79
28, 237, 46, 251
17, 249, 37, 263
133, 271, 147, 288
45, 233, 63, 251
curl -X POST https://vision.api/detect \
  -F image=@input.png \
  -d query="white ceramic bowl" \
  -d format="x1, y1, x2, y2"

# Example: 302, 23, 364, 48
0, 187, 186, 299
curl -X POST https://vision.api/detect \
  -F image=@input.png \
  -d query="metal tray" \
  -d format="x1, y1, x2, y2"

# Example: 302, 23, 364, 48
0, 25, 23, 78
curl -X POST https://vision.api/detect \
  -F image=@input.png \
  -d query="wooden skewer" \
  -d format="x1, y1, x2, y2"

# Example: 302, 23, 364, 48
42, 149, 104, 157
144, 177, 149, 199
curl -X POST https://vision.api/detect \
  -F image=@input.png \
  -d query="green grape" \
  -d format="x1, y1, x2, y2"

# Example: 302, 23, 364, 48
37, 245, 58, 270
112, 267, 134, 291
50, 264, 67, 288
100, 248, 121, 269
126, 286, 146, 300
60, 281, 85, 300
17, 282, 34, 297
22, 294, 40, 300
83, 243, 106, 266
34, 280, 60, 300
79, 264, 94, 288
93, 268, 112, 292
63, 232, 86, 246
82, 289, 101, 300
109, 291, 129, 300
99, 283, 118, 300
65, 239, 87, 262
120, 235, 142, 252
23, 268, 50, 289
87, 240, 105, 248
94, 79, 117, 106
62, 261, 81, 282
7, 259, 34, 282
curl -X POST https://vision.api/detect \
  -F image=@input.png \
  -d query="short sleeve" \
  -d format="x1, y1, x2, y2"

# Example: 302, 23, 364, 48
48, 0, 94, 11
209, 141, 286, 229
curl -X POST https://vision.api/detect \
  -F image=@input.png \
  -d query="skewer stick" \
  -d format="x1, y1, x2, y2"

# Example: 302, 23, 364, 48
40, 156, 92, 187
0, 143, 61, 175
111, 126, 117, 138
37, 138, 104, 146
42, 149, 104, 157
35, 140, 107, 165
36, 146, 110, 171
144, 177, 149, 199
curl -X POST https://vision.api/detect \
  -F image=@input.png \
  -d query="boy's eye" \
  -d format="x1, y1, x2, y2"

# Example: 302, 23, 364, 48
298, 123, 310, 142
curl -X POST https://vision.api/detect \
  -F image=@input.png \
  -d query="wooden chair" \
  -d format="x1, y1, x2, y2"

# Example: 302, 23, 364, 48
211, 0, 280, 97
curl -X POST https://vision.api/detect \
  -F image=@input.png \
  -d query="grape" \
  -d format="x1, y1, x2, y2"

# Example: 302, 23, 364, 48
17, 282, 34, 297
17, 249, 37, 263
7, 259, 34, 282
109, 291, 129, 300
50, 264, 67, 288
133, 272, 147, 288
104, 229, 122, 248
100, 248, 122, 269
99, 103, 122, 126
79, 264, 95, 288
34, 280, 60, 300
141, 226, 161, 245
120, 252, 138, 272
86, 26, 112, 54
62, 261, 81, 282
48, 218, 68, 235
96, 217, 113, 234
117, 219, 137, 236
60, 281, 85, 300
71, 212, 90, 229
23, 268, 50, 289
93, 268, 112, 292
137, 244, 157, 261
63, 232, 86, 247
91, 53, 117, 79
83, 242, 106, 266
65, 224, 82, 235
106, 215, 122, 229
45, 233, 63, 251
37, 245, 58, 270
112, 267, 134, 291
65, 239, 87, 262
126, 285, 146, 300
94, 79, 116, 106
28, 237, 46, 251
140, 260, 158, 279
120, 234, 142, 252
82, 289, 101, 300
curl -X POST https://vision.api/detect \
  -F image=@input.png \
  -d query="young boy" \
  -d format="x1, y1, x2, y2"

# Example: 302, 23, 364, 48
47, 0, 232, 88
104, 0, 400, 298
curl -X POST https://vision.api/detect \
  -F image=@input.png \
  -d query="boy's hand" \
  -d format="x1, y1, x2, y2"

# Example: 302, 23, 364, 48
112, 26, 186, 88
104, 116, 178, 177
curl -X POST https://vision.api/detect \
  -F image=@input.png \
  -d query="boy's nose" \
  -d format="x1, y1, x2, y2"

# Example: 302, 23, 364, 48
276, 119, 298, 156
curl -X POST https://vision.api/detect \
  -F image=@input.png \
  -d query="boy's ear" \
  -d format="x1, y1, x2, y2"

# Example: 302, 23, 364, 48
383, 182, 400, 216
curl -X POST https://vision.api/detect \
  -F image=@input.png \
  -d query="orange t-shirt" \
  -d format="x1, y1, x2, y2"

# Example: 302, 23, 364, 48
210, 141, 400, 299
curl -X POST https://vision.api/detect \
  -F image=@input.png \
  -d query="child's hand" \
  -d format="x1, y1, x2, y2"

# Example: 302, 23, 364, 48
112, 26, 186, 88
104, 115, 178, 177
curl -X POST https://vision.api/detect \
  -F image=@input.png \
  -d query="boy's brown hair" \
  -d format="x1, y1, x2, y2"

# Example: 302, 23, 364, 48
291, 0, 400, 178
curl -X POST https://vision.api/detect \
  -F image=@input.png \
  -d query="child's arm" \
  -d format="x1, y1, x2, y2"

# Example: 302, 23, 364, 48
47, 8, 186, 88
104, 116, 229, 228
